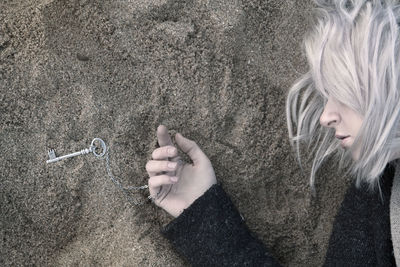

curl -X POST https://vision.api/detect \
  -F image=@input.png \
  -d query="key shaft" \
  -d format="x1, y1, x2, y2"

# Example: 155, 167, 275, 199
46, 148, 91, 163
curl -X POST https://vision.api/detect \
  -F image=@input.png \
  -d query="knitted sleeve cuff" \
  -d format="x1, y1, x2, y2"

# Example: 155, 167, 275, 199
161, 184, 281, 267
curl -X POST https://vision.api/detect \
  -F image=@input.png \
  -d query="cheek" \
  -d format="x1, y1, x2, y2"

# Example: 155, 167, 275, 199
343, 109, 364, 136
353, 116, 364, 136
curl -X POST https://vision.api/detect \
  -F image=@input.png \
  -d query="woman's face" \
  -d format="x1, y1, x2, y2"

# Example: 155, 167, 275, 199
319, 96, 364, 160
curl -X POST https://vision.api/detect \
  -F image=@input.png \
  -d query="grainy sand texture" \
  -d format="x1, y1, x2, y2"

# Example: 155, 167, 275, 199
1, 0, 351, 266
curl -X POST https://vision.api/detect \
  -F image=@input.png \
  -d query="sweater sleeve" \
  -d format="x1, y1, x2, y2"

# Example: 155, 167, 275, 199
161, 184, 281, 267
324, 162, 396, 266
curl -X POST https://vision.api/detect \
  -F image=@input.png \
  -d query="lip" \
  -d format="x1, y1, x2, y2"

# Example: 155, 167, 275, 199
335, 134, 350, 147
339, 136, 350, 147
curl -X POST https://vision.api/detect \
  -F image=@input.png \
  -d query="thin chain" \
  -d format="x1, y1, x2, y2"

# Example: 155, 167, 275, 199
91, 138, 149, 206
102, 152, 149, 205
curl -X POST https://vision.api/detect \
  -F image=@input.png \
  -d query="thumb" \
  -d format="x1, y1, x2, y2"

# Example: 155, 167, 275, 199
175, 133, 208, 165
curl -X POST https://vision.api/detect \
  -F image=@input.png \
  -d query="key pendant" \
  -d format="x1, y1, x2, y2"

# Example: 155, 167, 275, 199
46, 138, 148, 205
46, 138, 107, 163
47, 148, 92, 163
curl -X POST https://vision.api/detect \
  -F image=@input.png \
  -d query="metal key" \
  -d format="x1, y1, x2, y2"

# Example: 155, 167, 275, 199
46, 138, 107, 163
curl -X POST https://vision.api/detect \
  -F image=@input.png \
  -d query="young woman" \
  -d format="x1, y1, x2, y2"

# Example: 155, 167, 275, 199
146, 0, 400, 265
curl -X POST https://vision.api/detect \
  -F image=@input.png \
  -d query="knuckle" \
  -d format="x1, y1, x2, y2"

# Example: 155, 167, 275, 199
163, 146, 170, 155
152, 146, 176, 159
165, 146, 176, 156
165, 161, 171, 168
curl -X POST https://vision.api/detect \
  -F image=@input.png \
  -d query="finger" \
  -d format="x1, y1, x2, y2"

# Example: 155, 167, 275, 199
157, 125, 174, 147
175, 133, 208, 165
148, 174, 178, 191
146, 160, 178, 176
152, 146, 178, 160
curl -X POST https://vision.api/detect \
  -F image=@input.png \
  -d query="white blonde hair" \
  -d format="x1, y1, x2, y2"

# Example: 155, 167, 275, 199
286, 0, 400, 191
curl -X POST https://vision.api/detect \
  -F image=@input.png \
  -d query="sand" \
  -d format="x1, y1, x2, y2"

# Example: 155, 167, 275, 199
0, 0, 351, 266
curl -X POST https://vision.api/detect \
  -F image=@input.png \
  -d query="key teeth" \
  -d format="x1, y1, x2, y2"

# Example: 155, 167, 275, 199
48, 149, 56, 160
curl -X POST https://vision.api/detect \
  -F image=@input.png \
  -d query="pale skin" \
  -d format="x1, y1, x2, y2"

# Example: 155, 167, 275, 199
147, 97, 364, 217
145, 125, 217, 217
319, 96, 364, 160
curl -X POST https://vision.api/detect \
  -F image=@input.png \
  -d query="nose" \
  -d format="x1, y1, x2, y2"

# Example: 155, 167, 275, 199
319, 97, 340, 128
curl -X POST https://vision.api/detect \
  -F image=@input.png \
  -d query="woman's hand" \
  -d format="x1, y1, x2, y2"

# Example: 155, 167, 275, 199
146, 125, 217, 218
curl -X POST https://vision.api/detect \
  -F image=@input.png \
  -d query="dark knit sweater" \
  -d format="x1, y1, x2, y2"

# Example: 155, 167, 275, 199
162, 164, 396, 266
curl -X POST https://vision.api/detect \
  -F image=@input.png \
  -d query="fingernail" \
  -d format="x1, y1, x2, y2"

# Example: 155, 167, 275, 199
168, 148, 175, 156
170, 176, 178, 182
168, 162, 177, 169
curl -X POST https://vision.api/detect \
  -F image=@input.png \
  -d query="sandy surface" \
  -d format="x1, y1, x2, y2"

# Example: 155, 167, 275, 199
1, 0, 351, 266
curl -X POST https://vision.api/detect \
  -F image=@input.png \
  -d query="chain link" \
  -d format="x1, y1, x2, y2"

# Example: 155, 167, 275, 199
103, 152, 149, 205
92, 138, 149, 206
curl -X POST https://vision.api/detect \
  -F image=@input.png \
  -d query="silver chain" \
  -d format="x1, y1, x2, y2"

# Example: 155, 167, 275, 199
92, 138, 149, 206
